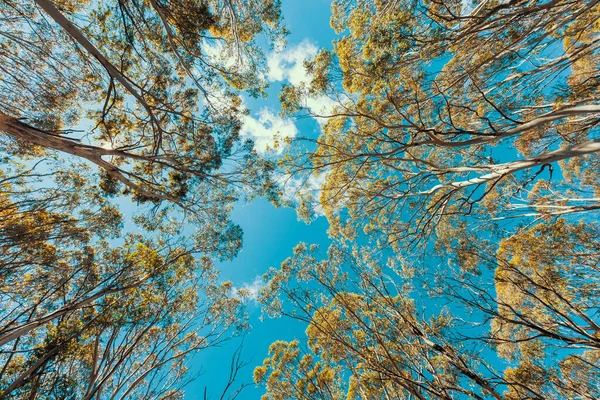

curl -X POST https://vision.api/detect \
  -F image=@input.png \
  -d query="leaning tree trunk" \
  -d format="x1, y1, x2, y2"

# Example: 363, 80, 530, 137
412, 139, 600, 196
0, 112, 167, 201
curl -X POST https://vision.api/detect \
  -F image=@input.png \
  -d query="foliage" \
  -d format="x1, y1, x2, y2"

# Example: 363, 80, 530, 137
0, 0, 285, 397
256, 219, 600, 399
0, 175, 248, 398
0, 0, 285, 219
280, 0, 600, 249
258, 1, 600, 398
3, 0, 600, 398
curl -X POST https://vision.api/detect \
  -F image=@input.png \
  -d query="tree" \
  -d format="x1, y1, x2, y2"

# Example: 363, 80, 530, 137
0, 0, 284, 217
451, 219, 600, 399
0, 178, 248, 398
255, 219, 600, 399
256, 243, 505, 399
0, 2, 286, 396
280, 0, 600, 248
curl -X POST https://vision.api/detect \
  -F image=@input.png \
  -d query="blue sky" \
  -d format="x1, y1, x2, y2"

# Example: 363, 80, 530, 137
185, 1, 338, 398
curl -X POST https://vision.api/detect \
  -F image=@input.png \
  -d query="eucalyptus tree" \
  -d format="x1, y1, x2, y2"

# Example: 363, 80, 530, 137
255, 218, 600, 399
0, 177, 248, 398
0, 0, 284, 219
281, 0, 600, 247
256, 1, 600, 397
0, 1, 285, 396
455, 219, 600, 400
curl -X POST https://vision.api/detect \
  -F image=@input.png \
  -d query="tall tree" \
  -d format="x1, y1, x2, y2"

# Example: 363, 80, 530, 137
280, 0, 600, 248
255, 219, 600, 399
0, 177, 247, 398
0, 1, 289, 397
0, 0, 284, 218
454, 219, 600, 399
0, 4, 284, 392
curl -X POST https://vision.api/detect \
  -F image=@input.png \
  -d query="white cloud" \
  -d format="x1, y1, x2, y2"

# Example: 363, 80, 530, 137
267, 40, 338, 125
232, 276, 265, 302
202, 41, 244, 71
267, 40, 318, 85
305, 96, 339, 125
241, 108, 298, 155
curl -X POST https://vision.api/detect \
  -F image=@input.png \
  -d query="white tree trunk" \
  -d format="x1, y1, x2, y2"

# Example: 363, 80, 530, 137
410, 139, 600, 197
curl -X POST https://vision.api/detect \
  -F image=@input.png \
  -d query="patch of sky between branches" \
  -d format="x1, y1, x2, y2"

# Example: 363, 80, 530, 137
239, 40, 338, 156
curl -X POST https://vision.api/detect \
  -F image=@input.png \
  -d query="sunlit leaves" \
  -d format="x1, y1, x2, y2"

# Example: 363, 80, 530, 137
281, 0, 600, 255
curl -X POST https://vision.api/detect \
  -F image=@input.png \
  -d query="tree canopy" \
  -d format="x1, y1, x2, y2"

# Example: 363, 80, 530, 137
256, 218, 600, 399
281, 0, 600, 248
0, 0, 284, 215
0, 175, 248, 398
2, 0, 600, 398
0, 0, 284, 397
254, 0, 600, 399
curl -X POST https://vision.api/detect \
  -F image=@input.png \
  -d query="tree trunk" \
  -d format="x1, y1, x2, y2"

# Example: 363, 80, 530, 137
412, 139, 600, 197
0, 112, 165, 201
